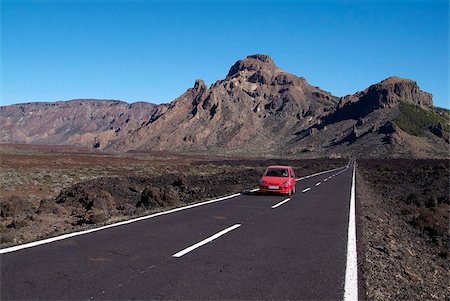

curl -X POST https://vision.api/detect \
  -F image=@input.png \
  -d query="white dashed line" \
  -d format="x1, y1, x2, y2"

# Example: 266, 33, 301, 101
271, 198, 291, 209
315, 182, 321, 186
324, 178, 327, 182
172, 224, 241, 258
302, 188, 311, 193
0, 192, 241, 254
1, 164, 349, 254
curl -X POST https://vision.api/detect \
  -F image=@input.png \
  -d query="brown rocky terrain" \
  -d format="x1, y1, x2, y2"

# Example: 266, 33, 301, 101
1, 54, 448, 158
0, 144, 345, 247
357, 159, 449, 300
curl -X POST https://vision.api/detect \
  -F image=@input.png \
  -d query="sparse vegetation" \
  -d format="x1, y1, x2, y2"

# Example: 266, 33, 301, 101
395, 102, 449, 136
0, 144, 346, 248
1, 144, 448, 299
434, 106, 450, 116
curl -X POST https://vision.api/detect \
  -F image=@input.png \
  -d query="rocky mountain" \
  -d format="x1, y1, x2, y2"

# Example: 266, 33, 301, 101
1, 54, 448, 158
306, 76, 448, 158
109, 54, 339, 153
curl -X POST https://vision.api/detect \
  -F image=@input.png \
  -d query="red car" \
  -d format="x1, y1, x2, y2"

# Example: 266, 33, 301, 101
259, 165, 296, 195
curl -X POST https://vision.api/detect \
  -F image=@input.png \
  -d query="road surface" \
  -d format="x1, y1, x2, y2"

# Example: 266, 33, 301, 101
1, 163, 356, 300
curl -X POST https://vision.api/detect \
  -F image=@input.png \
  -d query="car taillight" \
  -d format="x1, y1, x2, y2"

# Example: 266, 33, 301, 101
282, 181, 289, 185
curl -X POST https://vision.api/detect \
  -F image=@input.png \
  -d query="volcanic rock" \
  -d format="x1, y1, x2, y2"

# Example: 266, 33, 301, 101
0, 55, 448, 158
362, 76, 433, 109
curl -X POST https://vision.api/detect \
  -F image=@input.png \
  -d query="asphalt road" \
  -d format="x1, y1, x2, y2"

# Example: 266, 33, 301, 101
1, 163, 355, 300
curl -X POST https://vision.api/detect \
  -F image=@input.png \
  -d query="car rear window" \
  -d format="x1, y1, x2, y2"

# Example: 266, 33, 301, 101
265, 168, 289, 177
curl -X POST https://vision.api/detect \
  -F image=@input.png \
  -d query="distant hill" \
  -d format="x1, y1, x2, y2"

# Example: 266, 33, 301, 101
0, 99, 156, 148
1, 55, 448, 158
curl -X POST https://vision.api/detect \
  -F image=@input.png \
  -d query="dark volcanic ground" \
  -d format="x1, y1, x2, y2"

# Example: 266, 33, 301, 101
0, 157, 345, 248
357, 159, 449, 300
1, 149, 448, 300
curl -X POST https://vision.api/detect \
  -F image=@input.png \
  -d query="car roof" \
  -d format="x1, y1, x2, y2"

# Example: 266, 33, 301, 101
267, 165, 291, 169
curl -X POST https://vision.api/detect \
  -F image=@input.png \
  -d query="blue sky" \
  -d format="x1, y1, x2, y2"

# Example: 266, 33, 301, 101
1, 0, 449, 108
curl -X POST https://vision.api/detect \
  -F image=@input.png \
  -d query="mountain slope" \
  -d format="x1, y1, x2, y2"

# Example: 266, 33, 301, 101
292, 75, 448, 158
0, 54, 448, 158
110, 54, 339, 153
0, 99, 156, 148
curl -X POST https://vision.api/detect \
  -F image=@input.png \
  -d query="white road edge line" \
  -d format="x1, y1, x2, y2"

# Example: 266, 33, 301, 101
315, 182, 321, 186
271, 198, 291, 209
302, 188, 311, 193
344, 160, 358, 301
1, 164, 348, 254
172, 224, 241, 258
0, 192, 241, 254
346, 158, 351, 168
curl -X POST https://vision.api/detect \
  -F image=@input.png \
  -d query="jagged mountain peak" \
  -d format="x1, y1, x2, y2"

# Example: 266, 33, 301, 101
227, 53, 280, 77
246, 54, 275, 64
379, 76, 415, 85
193, 79, 207, 92
222, 54, 316, 94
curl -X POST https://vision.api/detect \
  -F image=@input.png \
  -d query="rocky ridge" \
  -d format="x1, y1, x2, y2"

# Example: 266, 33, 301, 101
0, 99, 156, 149
0, 55, 448, 158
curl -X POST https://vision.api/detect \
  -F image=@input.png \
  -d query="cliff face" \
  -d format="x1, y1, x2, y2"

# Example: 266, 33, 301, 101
336, 77, 433, 118
1, 55, 448, 158
355, 76, 433, 111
